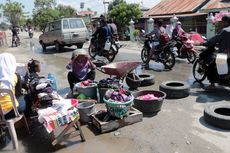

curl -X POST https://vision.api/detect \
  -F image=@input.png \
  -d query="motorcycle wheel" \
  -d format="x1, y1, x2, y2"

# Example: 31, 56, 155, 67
193, 59, 206, 82
141, 48, 149, 63
187, 51, 196, 64
161, 50, 175, 70
107, 47, 116, 62
88, 44, 97, 58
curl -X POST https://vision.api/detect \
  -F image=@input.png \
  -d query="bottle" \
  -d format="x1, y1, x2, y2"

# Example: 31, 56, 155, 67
47, 73, 58, 91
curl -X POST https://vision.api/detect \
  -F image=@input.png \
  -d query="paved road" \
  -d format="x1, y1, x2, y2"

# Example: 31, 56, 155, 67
0, 31, 229, 153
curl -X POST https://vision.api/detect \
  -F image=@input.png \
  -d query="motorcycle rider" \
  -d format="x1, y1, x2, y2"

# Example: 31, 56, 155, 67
108, 18, 118, 36
172, 21, 185, 39
144, 20, 167, 69
202, 15, 230, 89
11, 26, 20, 45
92, 19, 112, 52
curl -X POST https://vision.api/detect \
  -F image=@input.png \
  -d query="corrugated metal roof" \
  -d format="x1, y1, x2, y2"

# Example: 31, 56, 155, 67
202, 0, 230, 11
149, 13, 207, 19
144, 0, 208, 17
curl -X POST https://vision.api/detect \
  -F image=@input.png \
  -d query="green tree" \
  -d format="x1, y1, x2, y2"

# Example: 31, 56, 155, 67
33, 8, 60, 29
56, 4, 76, 18
34, 0, 56, 10
108, 0, 124, 11
1, 0, 24, 25
108, 3, 142, 32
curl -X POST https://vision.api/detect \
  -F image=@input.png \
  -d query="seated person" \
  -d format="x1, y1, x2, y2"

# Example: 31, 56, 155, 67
67, 49, 96, 92
24, 59, 41, 117
0, 53, 26, 119
24, 59, 41, 90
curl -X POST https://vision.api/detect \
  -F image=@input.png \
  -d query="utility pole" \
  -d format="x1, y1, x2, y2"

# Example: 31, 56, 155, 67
103, 0, 109, 16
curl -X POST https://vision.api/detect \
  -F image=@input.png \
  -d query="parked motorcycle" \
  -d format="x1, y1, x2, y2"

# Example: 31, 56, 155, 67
88, 37, 116, 62
12, 36, 20, 47
193, 46, 230, 86
172, 34, 197, 63
28, 28, 33, 38
141, 36, 176, 70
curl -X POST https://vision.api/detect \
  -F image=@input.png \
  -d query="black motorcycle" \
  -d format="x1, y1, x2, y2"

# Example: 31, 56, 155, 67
88, 37, 116, 62
111, 35, 121, 55
12, 35, 20, 47
28, 28, 33, 38
193, 46, 230, 86
141, 36, 176, 70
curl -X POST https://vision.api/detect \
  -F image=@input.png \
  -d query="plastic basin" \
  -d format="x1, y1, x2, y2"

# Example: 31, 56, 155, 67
133, 90, 166, 113
75, 83, 98, 100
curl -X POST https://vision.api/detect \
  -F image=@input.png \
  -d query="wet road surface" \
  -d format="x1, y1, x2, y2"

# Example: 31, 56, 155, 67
0, 32, 229, 153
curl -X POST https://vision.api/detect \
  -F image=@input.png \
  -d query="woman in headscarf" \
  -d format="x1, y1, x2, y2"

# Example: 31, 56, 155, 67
66, 49, 96, 92
172, 21, 185, 39
0, 53, 26, 119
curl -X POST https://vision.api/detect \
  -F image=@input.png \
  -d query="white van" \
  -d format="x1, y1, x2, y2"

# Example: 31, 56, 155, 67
39, 18, 88, 52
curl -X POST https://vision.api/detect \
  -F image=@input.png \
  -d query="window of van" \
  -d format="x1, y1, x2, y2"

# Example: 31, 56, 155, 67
63, 20, 69, 29
69, 19, 84, 29
50, 21, 61, 31
44, 24, 49, 32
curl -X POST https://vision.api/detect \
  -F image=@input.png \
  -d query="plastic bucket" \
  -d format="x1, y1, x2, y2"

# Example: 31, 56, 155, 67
75, 83, 98, 100
133, 90, 166, 113
77, 102, 96, 123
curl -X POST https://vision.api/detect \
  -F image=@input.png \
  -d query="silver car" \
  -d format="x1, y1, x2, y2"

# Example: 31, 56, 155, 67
39, 18, 88, 52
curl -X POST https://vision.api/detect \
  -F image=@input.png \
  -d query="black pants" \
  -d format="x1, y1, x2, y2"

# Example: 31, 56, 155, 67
67, 70, 96, 91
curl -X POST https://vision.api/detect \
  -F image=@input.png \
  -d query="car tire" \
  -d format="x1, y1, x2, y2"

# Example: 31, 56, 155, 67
159, 81, 190, 99
77, 43, 84, 49
40, 41, 46, 52
55, 41, 62, 52
204, 102, 230, 129
138, 73, 155, 87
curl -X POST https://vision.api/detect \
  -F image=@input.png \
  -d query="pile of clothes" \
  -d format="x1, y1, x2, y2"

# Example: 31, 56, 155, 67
98, 78, 121, 89
29, 78, 57, 108
137, 94, 160, 101
76, 80, 97, 87
104, 89, 133, 103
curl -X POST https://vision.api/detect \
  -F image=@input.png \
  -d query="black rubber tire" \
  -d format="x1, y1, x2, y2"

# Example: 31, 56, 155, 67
159, 81, 190, 99
76, 43, 84, 48
141, 48, 149, 63
40, 41, 47, 52
107, 47, 116, 63
187, 51, 196, 64
88, 44, 97, 58
204, 102, 230, 129
138, 73, 155, 87
193, 59, 206, 82
125, 73, 142, 89
162, 50, 176, 70
55, 41, 62, 52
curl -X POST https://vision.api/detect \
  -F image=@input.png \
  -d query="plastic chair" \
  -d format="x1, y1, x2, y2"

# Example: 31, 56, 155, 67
0, 89, 30, 151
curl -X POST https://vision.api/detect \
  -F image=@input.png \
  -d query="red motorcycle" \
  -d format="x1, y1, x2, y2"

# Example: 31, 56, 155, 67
172, 33, 197, 63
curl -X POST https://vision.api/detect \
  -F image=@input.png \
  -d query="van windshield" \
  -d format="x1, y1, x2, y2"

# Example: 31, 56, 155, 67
69, 19, 84, 29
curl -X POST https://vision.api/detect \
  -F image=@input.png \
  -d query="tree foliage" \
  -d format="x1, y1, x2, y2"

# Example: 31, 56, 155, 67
108, 3, 142, 30
32, 0, 76, 29
108, 0, 124, 11
33, 8, 60, 29
56, 4, 76, 18
34, 0, 56, 10
1, 0, 24, 26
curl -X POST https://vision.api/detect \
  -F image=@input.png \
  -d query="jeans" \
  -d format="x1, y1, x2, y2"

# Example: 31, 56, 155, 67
4, 96, 26, 120
67, 70, 96, 91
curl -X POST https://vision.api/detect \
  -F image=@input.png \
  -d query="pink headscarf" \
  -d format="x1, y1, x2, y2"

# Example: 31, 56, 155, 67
175, 21, 184, 36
